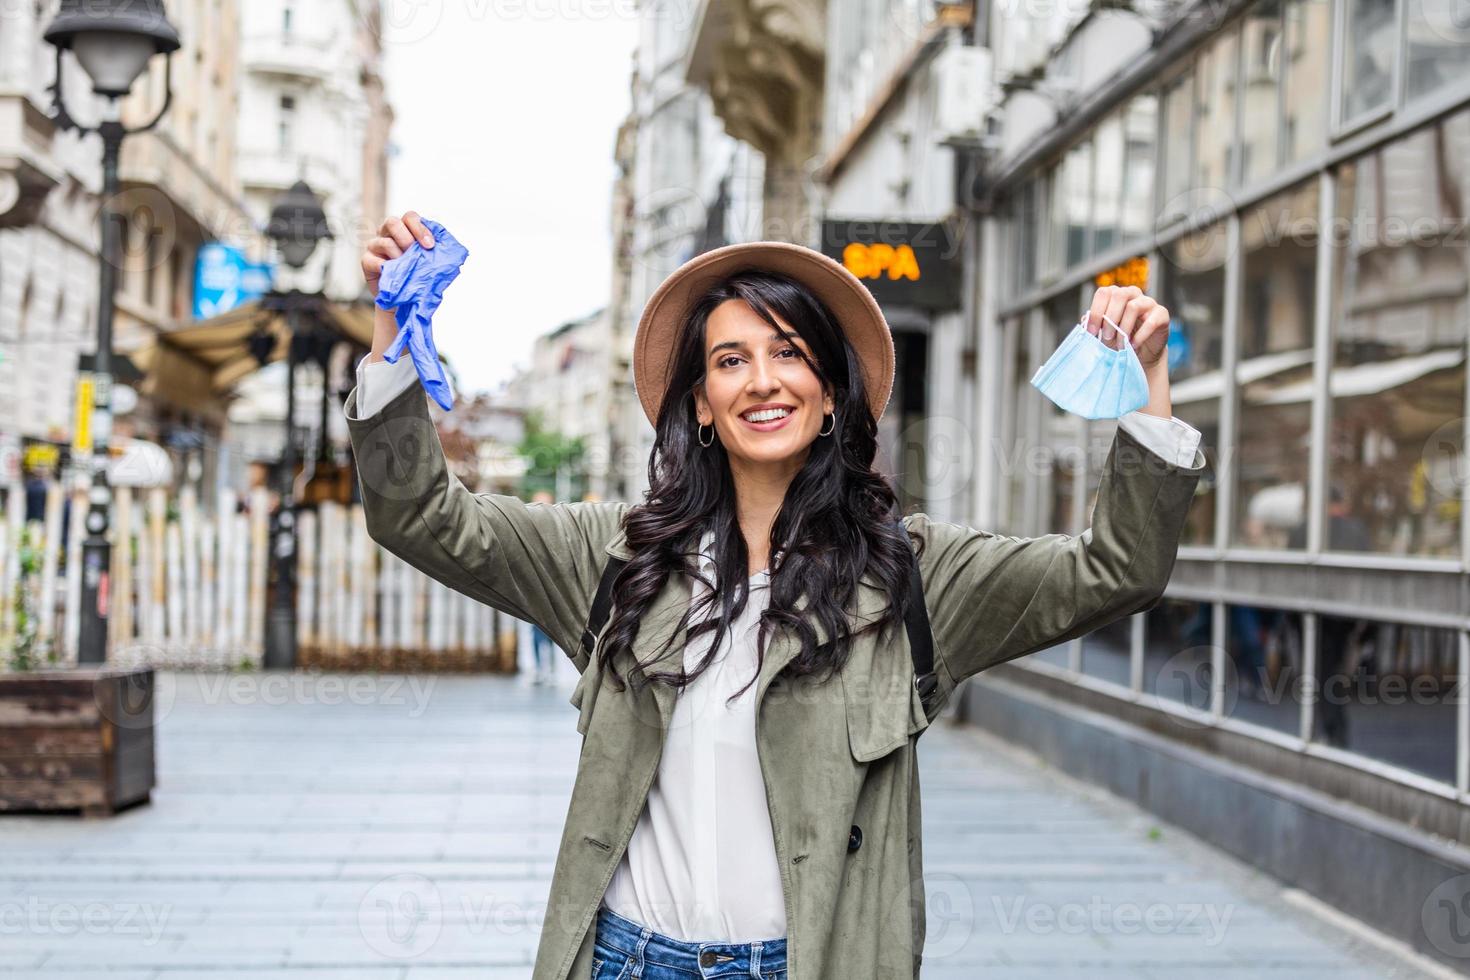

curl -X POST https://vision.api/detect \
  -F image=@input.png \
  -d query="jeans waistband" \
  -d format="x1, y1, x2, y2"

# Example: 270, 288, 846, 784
595, 904, 787, 976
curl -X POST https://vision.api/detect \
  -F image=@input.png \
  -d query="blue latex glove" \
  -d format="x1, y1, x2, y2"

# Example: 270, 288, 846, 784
375, 217, 468, 411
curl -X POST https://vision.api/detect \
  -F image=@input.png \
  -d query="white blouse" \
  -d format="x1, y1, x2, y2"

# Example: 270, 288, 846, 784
349, 353, 1204, 943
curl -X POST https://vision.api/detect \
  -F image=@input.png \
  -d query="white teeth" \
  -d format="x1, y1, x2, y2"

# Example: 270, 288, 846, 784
743, 408, 791, 423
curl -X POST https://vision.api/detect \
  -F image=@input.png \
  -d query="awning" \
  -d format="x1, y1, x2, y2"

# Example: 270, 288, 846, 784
1168, 348, 1317, 405
1256, 347, 1465, 405
128, 296, 376, 412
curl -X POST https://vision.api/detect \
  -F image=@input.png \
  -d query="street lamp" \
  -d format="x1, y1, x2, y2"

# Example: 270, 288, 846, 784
44, 0, 180, 665
263, 180, 333, 670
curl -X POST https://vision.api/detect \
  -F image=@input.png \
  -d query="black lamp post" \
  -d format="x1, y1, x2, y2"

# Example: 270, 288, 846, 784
44, 0, 180, 665
263, 180, 333, 670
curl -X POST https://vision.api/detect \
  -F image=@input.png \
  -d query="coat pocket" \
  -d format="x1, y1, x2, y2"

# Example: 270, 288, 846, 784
841, 660, 931, 763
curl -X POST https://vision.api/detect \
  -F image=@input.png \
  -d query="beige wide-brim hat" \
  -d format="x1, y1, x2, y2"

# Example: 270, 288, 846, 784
632, 241, 896, 428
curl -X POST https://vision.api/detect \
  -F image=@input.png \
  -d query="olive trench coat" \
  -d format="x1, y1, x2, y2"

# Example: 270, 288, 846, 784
343, 378, 1206, 979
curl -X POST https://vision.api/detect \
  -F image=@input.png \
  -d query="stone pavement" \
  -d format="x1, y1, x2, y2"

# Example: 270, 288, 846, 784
0, 669, 1446, 978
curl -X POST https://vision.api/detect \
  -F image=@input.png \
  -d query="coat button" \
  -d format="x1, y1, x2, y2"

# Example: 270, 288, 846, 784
699, 950, 718, 967
848, 824, 862, 852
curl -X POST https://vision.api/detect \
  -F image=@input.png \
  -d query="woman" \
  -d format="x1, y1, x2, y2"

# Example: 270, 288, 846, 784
346, 212, 1206, 979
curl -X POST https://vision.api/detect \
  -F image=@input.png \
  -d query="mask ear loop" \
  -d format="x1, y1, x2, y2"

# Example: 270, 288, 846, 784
1093, 312, 1133, 351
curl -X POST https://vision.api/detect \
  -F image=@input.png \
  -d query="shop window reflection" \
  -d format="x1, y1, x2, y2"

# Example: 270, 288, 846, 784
1081, 612, 1133, 686
1159, 72, 1194, 223
1162, 225, 1227, 547
1329, 109, 1468, 557
1233, 179, 1319, 550
1194, 29, 1240, 191
1120, 94, 1157, 244
1224, 603, 1304, 735
1312, 615, 1457, 783
1143, 598, 1213, 711
1283, 0, 1330, 163
1093, 113, 1124, 256
1058, 140, 1093, 270
1240, 0, 1283, 185
1406, 0, 1470, 102
1339, 0, 1397, 124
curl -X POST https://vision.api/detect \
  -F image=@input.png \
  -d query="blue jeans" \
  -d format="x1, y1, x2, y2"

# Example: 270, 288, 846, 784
593, 904, 787, 979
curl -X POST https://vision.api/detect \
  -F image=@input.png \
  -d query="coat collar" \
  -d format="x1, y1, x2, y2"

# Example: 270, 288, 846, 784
602, 523, 881, 732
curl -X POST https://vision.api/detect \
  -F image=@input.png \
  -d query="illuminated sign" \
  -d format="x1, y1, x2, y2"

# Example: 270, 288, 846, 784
821, 220, 961, 309
1094, 256, 1150, 290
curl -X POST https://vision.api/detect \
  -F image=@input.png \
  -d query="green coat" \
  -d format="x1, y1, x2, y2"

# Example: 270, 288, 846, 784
344, 380, 1206, 979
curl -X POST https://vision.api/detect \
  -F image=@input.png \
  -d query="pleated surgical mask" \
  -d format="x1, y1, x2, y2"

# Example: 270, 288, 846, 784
1029, 313, 1151, 420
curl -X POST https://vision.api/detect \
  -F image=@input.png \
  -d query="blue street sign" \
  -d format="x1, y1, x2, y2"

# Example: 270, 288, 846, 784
194, 243, 275, 319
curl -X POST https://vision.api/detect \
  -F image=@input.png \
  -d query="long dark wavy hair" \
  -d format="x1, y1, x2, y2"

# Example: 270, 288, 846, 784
594, 267, 922, 705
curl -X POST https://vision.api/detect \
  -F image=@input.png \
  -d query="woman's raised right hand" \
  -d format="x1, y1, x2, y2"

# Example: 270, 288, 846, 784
361, 210, 436, 293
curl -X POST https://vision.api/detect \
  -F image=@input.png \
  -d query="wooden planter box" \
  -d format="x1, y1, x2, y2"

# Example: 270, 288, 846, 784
0, 667, 156, 817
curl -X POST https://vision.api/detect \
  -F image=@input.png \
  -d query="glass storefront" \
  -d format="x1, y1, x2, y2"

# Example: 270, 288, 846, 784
1329, 108, 1467, 557
992, 0, 1470, 789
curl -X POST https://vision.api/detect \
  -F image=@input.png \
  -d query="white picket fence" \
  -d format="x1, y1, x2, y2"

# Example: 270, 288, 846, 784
0, 477, 512, 671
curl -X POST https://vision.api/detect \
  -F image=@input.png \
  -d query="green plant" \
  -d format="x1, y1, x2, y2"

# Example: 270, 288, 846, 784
516, 409, 587, 500
7, 524, 49, 672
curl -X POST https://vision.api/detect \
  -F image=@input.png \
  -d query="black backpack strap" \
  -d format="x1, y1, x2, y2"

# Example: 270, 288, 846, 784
582, 555, 627, 657
893, 519, 941, 721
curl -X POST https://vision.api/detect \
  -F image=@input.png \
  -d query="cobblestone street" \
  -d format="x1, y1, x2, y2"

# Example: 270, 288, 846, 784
0, 670, 1443, 978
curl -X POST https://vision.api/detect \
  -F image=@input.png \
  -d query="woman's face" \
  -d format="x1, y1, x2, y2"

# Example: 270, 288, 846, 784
693, 298, 834, 470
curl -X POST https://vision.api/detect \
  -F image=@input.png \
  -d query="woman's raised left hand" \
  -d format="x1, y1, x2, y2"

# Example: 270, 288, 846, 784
1085, 285, 1170, 372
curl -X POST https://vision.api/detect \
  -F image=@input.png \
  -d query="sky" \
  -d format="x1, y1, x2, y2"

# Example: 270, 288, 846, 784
380, 5, 640, 397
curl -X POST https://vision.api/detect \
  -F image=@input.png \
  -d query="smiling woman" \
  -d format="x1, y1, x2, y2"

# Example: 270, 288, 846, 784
347, 226, 1206, 979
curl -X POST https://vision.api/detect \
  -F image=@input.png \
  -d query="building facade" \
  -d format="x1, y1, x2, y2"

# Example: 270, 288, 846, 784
611, 0, 765, 502
967, 0, 1470, 964
0, 0, 266, 520
982, 0, 1468, 783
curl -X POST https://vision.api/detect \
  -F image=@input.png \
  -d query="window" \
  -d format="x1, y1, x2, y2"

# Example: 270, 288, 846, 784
1328, 108, 1468, 557
1311, 615, 1457, 782
1120, 94, 1158, 243
1143, 598, 1214, 711
1194, 30, 1240, 191
1081, 615, 1134, 686
1339, 0, 1398, 125
1013, 179, 1041, 297
1240, 0, 1284, 184
1224, 602, 1304, 734
1283, 0, 1331, 162
278, 94, 296, 154
1057, 140, 1093, 270
1233, 179, 1320, 551
1159, 72, 1195, 222
1092, 113, 1125, 256
1405, 0, 1470, 101
1161, 223, 1229, 547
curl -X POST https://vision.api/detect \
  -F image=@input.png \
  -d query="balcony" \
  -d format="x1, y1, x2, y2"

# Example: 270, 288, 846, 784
241, 31, 334, 83
0, 92, 63, 228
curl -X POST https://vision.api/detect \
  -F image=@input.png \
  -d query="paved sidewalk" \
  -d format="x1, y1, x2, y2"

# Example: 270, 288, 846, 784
0, 670, 1443, 978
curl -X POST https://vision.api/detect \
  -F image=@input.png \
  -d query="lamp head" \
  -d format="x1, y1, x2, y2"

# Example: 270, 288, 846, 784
267, 180, 334, 270
44, 0, 181, 98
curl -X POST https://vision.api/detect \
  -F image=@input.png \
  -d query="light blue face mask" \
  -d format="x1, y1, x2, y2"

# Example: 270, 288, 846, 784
1029, 313, 1151, 419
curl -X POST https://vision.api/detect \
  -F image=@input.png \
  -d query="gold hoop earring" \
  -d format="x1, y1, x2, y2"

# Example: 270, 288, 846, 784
818, 413, 835, 437
698, 423, 715, 448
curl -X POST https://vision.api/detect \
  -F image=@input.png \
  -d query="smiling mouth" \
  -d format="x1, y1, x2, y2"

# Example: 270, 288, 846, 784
739, 407, 796, 430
